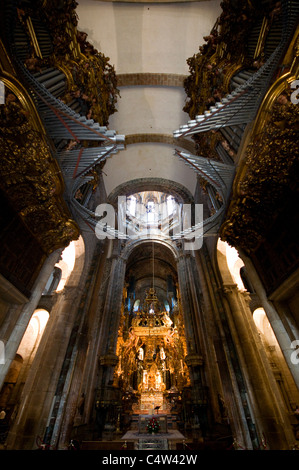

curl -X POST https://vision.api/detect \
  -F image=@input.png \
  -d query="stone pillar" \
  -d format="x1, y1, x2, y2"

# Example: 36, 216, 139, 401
222, 283, 295, 449
51, 240, 109, 448
98, 253, 127, 383
198, 245, 258, 449
193, 249, 240, 428
5, 282, 84, 449
176, 250, 210, 436
4, 234, 89, 450
176, 252, 198, 355
0, 250, 61, 390
240, 253, 299, 389
98, 250, 126, 398
93, 249, 126, 438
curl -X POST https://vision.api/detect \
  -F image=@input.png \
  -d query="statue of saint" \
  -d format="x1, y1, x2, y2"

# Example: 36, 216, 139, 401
138, 347, 144, 360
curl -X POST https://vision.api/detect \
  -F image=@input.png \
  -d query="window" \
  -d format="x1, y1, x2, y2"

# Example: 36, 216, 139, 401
124, 191, 180, 238
146, 201, 155, 224
167, 196, 175, 216
127, 196, 137, 217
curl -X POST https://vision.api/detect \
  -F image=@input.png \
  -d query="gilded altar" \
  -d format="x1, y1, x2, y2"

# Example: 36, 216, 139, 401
115, 287, 190, 414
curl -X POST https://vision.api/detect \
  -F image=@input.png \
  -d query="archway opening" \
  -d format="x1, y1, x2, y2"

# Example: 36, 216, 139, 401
0, 308, 50, 432
17, 309, 50, 360
216, 239, 299, 419
217, 239, 246, 290
253, 307, 299, 414
55, 241, 77, 292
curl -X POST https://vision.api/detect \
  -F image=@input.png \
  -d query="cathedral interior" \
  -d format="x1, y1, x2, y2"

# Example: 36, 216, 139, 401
0, 0, 299, 452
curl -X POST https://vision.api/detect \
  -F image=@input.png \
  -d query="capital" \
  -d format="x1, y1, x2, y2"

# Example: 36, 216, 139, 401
99, 350, 119, 367
185, 352, 203, 368
222, 284, 238, 296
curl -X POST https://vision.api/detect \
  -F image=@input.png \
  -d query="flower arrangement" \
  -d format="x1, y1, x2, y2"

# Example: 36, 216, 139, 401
147, 417, 160, 434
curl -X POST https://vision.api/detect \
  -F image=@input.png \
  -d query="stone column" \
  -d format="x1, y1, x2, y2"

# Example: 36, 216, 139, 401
93, 249, 126, 401
0, 250, 61, 390
240, 253, 299, 389
4, 231, 91, 450
222, 283, 295, 449
176, 250, 209, 436
176, 252, 200, 355
5, 282, 84, 449
98, 253, 126, 378
198, 245, 258, 450
193, 249, 241, 428
92, 249, 126, 438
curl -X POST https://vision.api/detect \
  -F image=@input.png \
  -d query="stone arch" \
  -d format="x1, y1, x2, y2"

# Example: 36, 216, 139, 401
122, 236, 179, 265
0, 308, 50, 421
216, 239, 246, 290
253, 307, 299, 413
3, 236, 86, 449
216, 239, 299, 445
17, 309, 50, 362
108, 177, 194, 206
43, 267, 62, 295
54, 235, 85, 291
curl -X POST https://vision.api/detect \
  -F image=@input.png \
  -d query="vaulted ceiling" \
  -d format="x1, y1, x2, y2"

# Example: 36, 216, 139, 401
125, 240, 178, 306
74, 1, 222, 296
76, 0, 222, 200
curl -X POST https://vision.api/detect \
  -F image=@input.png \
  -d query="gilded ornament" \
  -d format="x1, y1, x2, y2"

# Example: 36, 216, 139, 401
0, 90, 79, 254
220, 87, 299, 253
